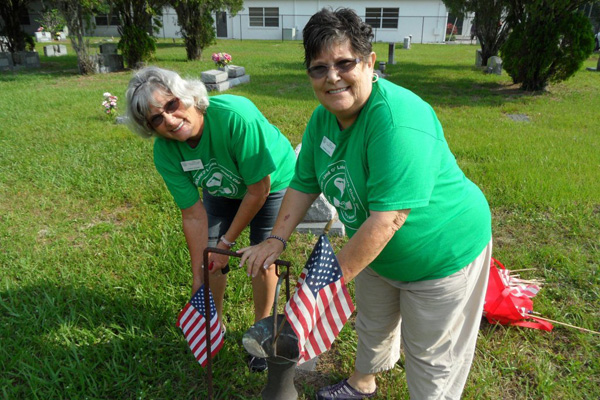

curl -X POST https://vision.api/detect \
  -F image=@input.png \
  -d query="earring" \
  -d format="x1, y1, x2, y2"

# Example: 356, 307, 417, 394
372, 73, 379, 83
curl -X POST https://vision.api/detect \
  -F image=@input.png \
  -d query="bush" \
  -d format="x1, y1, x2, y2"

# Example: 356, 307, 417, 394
502, 9, 595, 91
117, 25, 156, 68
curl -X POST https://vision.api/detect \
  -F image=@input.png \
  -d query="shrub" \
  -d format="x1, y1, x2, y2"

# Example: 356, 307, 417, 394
117, 25, 156, 68
502, 7, 594, 91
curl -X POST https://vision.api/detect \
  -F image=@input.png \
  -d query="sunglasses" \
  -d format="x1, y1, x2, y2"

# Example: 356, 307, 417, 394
148, 97, 181, 128
307, 58, 362, 79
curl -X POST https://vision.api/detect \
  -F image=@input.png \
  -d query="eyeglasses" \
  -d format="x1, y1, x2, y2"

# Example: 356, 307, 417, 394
307, 58, 362, 79
148, 97, 181, 128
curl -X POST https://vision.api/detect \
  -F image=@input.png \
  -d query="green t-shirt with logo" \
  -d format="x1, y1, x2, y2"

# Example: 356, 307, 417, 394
291, 79, 491, 282
154, 95, 296, 209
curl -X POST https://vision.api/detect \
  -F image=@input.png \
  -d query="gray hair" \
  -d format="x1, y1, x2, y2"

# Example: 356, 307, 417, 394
125, 66, 210, 138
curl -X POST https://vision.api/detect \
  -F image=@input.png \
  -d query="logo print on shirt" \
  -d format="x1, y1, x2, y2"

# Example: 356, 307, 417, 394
319, 161, 366, 226
193, 159, 243, 197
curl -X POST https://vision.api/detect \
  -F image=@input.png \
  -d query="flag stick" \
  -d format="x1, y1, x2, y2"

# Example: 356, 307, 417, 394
509, 268, 537, 273
528, 313, 600, 335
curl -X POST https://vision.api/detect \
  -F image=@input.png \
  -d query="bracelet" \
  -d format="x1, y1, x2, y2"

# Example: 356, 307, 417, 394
219, 235, 236, 248
266, 235, 287, 250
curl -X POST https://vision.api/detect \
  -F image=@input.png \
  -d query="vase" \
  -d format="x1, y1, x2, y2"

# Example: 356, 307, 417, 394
218, 65, 229, 74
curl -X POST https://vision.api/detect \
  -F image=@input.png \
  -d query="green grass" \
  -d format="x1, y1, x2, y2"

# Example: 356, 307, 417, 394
1, 38, 599, 399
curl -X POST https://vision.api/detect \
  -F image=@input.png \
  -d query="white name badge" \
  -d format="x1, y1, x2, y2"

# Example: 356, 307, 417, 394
181, 159, 204, 172
320, 136, 336, 157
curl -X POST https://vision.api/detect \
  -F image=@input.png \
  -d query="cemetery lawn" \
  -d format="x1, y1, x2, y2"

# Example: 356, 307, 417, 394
1, 39, 599, 399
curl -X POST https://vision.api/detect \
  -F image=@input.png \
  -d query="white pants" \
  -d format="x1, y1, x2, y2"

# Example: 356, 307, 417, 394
354, 240, 492, 400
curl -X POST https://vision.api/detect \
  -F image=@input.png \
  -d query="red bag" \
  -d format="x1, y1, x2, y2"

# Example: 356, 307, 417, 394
484, 258, 553, 331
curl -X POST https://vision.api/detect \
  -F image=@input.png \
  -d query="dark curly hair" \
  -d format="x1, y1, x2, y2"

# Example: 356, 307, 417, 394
302, 8, 374, 68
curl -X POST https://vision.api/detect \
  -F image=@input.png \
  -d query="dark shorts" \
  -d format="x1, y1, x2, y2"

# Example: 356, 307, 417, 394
203, 188, 286, 247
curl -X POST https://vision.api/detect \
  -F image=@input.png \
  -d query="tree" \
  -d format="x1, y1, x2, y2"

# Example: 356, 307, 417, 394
52, 0, 102, 74
36, 7, 66, 39
502, 0, 595, 91
0, 0, 34, 53
171, 0, 242, 61
110, 0, 165, 68
443, 0, 511, 66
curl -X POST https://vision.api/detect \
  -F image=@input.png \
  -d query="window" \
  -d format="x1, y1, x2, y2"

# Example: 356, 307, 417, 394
249, 7, 279, 27
365, 8, 399, 29
96, 14, 120, 26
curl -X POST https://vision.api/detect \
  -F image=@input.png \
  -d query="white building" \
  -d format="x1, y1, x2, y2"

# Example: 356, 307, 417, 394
19, 1, 450, 44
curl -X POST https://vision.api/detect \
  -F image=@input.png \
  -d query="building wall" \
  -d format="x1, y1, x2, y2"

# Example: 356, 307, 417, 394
220, 1, 448, 43
19, 1, 448, 44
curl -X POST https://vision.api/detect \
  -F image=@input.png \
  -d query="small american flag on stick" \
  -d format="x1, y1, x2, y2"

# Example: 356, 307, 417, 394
284, 234, 355, 364
176, 285, 224, 367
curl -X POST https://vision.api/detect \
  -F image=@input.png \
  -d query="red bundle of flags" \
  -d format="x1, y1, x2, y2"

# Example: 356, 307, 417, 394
484, 258, 553, 331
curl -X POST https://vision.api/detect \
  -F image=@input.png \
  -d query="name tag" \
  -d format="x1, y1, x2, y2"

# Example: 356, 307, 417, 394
320, 136, 336, 157
181, 159, 204, 172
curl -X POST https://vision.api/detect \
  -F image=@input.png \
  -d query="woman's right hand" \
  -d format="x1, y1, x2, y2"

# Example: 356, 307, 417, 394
238, 238, 285, 278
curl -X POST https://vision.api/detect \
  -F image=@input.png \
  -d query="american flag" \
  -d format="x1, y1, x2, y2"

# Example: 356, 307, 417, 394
284, 234, 355, 365
176, 285, 224, 367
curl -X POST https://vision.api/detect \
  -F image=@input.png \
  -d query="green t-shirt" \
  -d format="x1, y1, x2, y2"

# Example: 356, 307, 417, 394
154, 95, 296, 209
291, 79, 491, 282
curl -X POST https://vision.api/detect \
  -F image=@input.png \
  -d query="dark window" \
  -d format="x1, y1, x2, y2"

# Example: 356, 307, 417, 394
95, 14, 120, 26
366, 7, 399, 29
249, 7, 279, 27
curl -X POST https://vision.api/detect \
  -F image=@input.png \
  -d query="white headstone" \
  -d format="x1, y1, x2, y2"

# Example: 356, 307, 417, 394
201, 69, 228, 84
488, 56, 503, 75
227, 65, 246, 78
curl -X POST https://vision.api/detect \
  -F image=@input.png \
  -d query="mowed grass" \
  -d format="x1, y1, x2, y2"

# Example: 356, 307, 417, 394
0, 38, 599, 399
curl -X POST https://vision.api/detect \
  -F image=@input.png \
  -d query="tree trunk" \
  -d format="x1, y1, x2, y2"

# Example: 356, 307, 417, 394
58, 1, 95, 74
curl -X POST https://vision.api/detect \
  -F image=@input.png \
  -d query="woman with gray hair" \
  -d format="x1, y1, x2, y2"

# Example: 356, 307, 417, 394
126, 66, 296, 372
239, 8, 492, 398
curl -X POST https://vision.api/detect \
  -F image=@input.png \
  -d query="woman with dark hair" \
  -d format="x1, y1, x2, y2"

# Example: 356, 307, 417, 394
240, 8, 492, 399
125, 66, 296, 372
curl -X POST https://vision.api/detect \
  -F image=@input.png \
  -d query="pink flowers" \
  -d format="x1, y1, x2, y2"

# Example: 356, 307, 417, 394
102, 92, 118, 116
211, 52, 232, 68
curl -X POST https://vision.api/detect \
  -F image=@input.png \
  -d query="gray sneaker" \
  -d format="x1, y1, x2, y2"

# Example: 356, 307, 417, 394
316, 379, 377, 400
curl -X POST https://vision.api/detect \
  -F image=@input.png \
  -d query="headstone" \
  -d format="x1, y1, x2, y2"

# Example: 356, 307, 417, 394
0, 36, 9, 52
475, 50, 483, 67
388, 42, 396, 64
293, 144, 345, 236
34, 31, 52, 43
99, 43, 118, 54
0, 52, 13, 70
201, 69, 228, 84
403, 37, 411, 50
507, 114, 530, 122
12, 51, 40, 68
487, 56, 502, 75
95, 53, 124, 73
227, 65, 246, 78
204, 80, 231, 92
43, 44, 67, 57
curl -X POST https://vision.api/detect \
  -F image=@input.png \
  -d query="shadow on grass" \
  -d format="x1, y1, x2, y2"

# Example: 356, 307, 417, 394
0, 282, 266, 399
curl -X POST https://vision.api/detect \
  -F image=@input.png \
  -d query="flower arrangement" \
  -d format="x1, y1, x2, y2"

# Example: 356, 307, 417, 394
212, 52, 232, 68
102, 92, 118, 118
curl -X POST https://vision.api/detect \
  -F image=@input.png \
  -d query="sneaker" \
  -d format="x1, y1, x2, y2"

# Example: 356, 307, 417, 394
316, 379, 377, 400
247, 355, 268, 373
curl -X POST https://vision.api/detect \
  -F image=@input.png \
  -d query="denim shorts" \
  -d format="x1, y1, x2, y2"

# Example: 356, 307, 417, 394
203, 188, 286, 248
